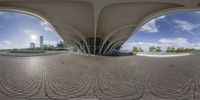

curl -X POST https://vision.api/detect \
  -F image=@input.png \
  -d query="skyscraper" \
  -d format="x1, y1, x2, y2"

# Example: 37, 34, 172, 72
40, 36, 43, 48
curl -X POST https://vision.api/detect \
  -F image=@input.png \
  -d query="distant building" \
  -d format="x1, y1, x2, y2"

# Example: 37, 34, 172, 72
40, 36, 43, 48
43, 44, 48, 49
57, 41, 64, 48
30, 42, 35, 49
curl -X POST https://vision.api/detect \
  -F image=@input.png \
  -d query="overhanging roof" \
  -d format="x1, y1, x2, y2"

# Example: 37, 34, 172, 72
0, 0, 199, 54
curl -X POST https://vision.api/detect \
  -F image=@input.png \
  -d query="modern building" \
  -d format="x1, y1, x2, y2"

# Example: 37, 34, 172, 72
40, 36, 43, 48
29, 42, 35, 49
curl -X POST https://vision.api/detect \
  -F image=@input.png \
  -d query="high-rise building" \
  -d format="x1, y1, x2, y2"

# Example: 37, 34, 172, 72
40, 36, 43, 48
30, 42, 35, 49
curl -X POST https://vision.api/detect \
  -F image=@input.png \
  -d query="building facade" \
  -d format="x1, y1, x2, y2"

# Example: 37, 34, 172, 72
29, 42, 35, 49
40, 36, 43, 48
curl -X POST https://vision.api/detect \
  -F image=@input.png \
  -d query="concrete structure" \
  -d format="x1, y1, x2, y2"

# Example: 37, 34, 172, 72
29, 42, 35, 49
0, 0, 199, 55
40, 35, 43, 48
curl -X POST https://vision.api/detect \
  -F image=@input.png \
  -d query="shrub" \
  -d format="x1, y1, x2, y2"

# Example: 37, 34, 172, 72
9, 50, 46, 54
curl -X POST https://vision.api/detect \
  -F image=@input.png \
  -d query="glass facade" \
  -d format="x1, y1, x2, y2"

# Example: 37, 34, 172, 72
81, 37, 112, 54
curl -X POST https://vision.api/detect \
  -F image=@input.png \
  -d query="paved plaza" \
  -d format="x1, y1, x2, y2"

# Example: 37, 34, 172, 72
0, 53, 199, 100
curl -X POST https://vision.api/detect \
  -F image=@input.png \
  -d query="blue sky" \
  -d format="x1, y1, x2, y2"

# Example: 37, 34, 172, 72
0, 11, 63, 49
122, 11, 200, 52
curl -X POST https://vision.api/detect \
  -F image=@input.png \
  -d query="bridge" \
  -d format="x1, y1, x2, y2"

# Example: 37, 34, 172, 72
0, 0, 199, 55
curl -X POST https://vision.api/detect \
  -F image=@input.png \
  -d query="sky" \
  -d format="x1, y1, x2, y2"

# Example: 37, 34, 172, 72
0, 11, 63, 49
121, 11, 200, 52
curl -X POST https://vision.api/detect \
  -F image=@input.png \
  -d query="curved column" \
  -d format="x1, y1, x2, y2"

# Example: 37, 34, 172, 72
103, 36, 128, 54
52, 23, 90, 54
106, 41, 124, 54
66, 39, 86, 54
73, 42, 85, 54
55, 26, 87, 54
51, 22, 87, 54
98, 24, 135, 54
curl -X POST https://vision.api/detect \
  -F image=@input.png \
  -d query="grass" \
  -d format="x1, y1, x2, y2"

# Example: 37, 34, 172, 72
8, 50, 46, 54
0, 50, 8, 52
191, 50, 200, 53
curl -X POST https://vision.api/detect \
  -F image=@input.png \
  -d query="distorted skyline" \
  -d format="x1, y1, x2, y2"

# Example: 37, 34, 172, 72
0, 11, 63, 49
122, 11, 200, 52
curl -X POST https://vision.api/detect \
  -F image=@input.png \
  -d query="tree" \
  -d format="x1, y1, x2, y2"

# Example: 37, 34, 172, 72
155, 46, 161, 52
167, 47, 171, 52
176, 48, 180, 52
149, 46, 156, 52
132, 47, 139, 53
171, 47, 175, 52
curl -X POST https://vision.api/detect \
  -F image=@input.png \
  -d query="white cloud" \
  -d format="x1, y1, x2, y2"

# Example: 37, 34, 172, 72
40, 21, 54, 32
157, 15, 166, 20
173, 20, 200, 32
140, 19, 158, 32
1, 40, 12, 45
0, 40, 32, 49
121, 38, 200, 52
44, 40, 57, 46
140, 15, 166, 33
158, 38, 189, 46
0, 40, 14, 49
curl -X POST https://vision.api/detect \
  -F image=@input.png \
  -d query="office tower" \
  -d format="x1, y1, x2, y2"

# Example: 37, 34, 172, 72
40, 36, 43, 48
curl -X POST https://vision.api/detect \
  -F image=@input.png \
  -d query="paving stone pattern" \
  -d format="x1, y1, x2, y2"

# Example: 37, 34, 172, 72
0, 53, 199, 100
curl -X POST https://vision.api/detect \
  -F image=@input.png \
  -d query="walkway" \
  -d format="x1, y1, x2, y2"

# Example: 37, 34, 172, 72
0, 53, 199, 100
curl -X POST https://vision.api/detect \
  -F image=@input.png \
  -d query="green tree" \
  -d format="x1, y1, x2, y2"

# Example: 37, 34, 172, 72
132, 47, 139, 53
171, 47, 175, 52
149, 46, 156, 52
180, 47, 184, 52
176, 48, 180, 52
155, 46, 161, 52
167, 47, 171, 52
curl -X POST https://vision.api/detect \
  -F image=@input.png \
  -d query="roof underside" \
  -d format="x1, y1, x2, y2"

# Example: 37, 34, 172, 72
0, 0, 199, 54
